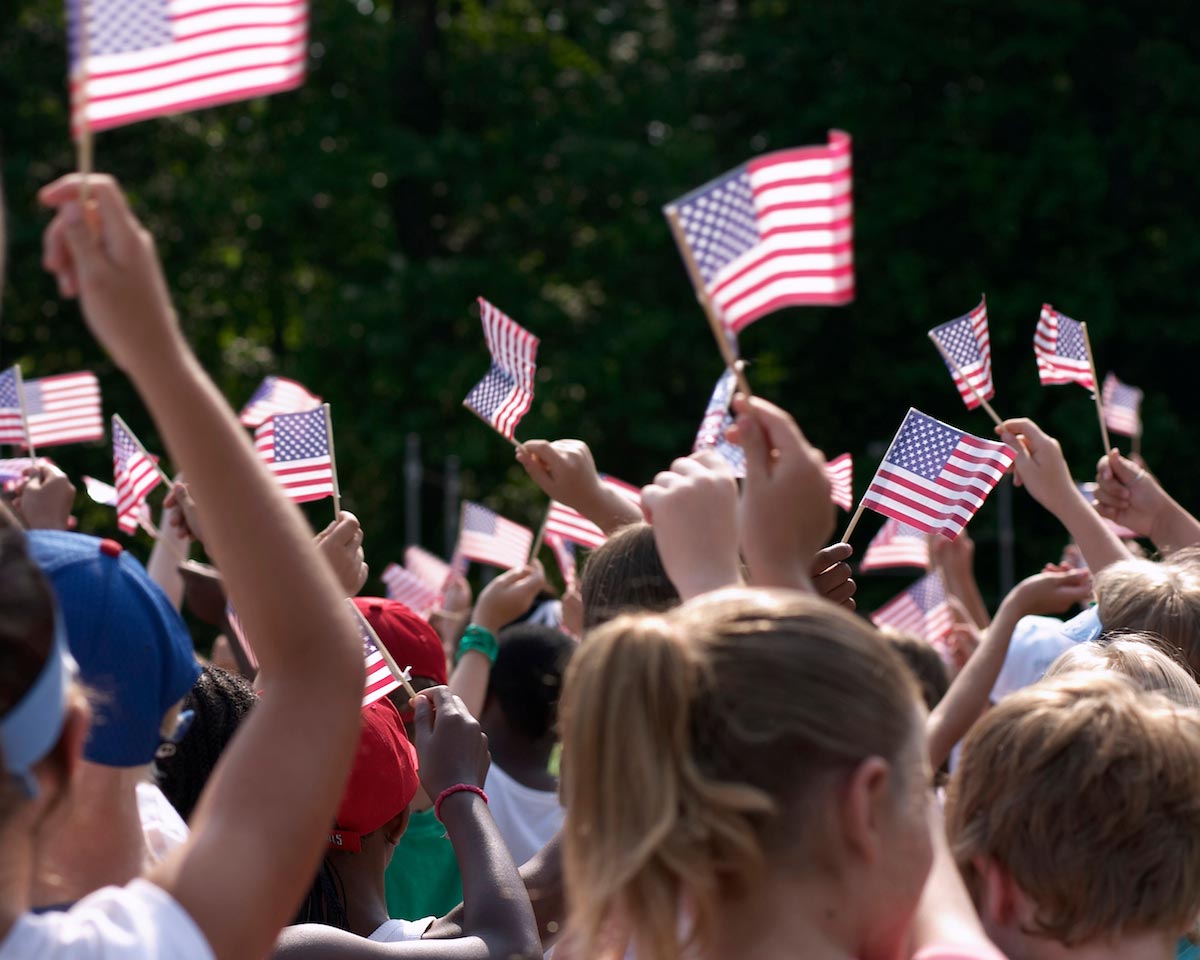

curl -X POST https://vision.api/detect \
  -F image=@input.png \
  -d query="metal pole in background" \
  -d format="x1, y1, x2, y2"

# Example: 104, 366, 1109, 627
997, 474, 1015, 597
405, 433, 421, 548
443, 454, 460, 558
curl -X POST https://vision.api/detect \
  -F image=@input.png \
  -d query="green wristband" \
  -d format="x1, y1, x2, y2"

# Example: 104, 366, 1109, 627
457, 624, 498, 664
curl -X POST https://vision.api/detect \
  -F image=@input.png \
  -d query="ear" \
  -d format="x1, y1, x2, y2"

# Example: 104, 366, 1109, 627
34, 696, 90, 803
837, 756, 892, 863
974, 855, 1020, 929
383, 806, 411, 847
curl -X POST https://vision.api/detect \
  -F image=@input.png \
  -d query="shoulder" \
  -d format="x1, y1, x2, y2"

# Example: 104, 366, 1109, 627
0, 880, 213, 960
914, 944, 1007, 960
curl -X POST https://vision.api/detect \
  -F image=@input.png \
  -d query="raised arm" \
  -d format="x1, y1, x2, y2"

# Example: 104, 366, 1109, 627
1094, 450, 1200, 554
997, 418, 1129, 575
516, 440, 642, 534
40, 173, 363, 960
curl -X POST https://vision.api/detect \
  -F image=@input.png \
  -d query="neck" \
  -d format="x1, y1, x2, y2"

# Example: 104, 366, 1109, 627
706, 865, 864, 960
1007, 930, 1176, 960
328, 840, 393, 939
32, 762, 148, 907
483, 724, 556, 791
0, 802, 42, 942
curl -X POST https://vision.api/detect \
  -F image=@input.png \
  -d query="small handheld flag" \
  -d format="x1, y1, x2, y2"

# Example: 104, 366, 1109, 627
928, 298, 999, 425
1034, 305, 1095, 389
664, 130, 854, 334
463, 298, 539, 443
18, 372, 104, 449
456, 501, 533, 570
381, 564, 442, 619
254, 405, 337, 504
825, 453, 853, 512
351, 601, 405, 707
83, 474, 157, 537
545, 533, 578, 591
239, 376, 322, 428
870, 571, 954, 660
846, 408, 1015, 543
112, 415, 168, 535
1101, 373, 1142, 439
860, 518, 930, 572
693, 368, 746, 476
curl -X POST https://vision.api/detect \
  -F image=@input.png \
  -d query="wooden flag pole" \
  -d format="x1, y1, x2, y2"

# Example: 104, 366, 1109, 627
664, 207, 753, 397
926, 333, 1003, 428
75, 0, 95, 211
841, 502, 867, 544
112, 413, 173, 487
528, 504, 551, 564
11, 367, 36, 461
462, 400, 522, 449
323, 402, 342, 519
354, 604, 419, 705
1080, 323, 1112, 453
1132, 428, 1142, 459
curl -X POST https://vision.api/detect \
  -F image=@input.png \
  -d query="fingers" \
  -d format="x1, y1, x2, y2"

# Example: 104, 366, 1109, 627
516, 439, 556, 479
811, 542, 852, 574
43, 215, 79, 298
732, 394, 808, 459
413, 684, 453, 733
39, 174, 140, 259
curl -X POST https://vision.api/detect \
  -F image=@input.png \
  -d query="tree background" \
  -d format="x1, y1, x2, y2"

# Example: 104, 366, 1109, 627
1, 0, 1196, 614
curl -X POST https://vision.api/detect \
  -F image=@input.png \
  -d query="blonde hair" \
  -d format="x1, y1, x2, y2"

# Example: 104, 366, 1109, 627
946, 674, 1200, 945
558, 589, 921, 960
1096, 549, 1200, 674
1045, 634, 1200, 707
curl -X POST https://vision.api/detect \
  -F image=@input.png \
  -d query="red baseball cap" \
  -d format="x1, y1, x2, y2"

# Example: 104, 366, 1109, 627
352, 597, 447, 686
329, 697, 419, 853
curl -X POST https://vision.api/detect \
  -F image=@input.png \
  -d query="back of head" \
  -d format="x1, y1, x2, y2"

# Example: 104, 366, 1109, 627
1096, 549, 1200, 675
489, 624, 575, 742
580, 523, 679, 631
559, 588, 922, 960
26, 531, 200, 767
1045, 633, 1200, 708
945, 673, 1200, 946
883, 629, 949, 710
155, 664, 258, 822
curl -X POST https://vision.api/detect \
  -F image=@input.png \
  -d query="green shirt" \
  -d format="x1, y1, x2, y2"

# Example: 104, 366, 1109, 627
385, 808, 463, 921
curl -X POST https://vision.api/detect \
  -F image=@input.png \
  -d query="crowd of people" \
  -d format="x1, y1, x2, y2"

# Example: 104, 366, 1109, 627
0, 170, 1198, 960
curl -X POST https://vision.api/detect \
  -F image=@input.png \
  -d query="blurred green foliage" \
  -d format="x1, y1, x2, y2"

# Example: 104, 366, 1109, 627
1, 0, 1197, 612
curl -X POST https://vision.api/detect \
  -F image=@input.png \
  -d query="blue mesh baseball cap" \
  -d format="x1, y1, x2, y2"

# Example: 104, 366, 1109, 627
27, 531, 201, 767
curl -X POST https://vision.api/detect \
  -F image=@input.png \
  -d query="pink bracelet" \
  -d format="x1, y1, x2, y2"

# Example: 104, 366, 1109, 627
434, 783, 488, 822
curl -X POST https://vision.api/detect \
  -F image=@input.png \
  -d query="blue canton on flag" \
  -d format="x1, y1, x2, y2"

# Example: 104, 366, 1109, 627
676, 168, 760, 286
929, 299, 993, 411
0, 367, 27, 446
1035, 305, 1095, 389
693, 368, 746, 476
464, 364, 518, 423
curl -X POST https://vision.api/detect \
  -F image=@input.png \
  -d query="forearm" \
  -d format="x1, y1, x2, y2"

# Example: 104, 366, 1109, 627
427, 832, 564, 947
146, 533, 186, 609
439, 792, 540, 957
926, 599, 1024, 769
1150, 498, 1200, 555
941, 565, 989, 629
449, 651, 491, 720
1055, 491, 1130, 575
584, 486, 643, 536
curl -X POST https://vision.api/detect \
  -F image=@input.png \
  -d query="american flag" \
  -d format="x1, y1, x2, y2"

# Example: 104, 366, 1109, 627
1034, 304, 1094, 389
861, 409, 1015, 541
456, 501, 533, 570
239, 375, 322, 428
1078, 482, 1139, 540
112, 416, 164, 535
351, 601, 401, 707
405, 546, 452, 592
254, 406, 335, 503
68, 0, 308, 133
825, 453, 853, 512
0, 367, 30, 447
19, 372, 104, 448
666, 130, 853, 333
929, 299, 994, 410
380, 563, 441, 618
870, 571, 954, 656
860, 518, 930, 572
693, 368, 745, 476
463, 298, 539, 441
0, 459, 38, 485
545, 532, 578, 591
83, 473, 156, 536
543, 477, 642, 550
1101, 373, 1142, 437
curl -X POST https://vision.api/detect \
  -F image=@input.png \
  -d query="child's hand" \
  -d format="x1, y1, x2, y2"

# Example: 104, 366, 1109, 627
314, 511, 368, 597
1093, 450, 1165, 538
473, 562, 546, 634
996, 418, 1075, 516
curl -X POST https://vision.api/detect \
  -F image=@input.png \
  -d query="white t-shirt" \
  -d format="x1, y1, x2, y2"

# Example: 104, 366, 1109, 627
137, 782, 189, 865
484, 765, 565, 868
369, 917, 436, 942
0, 879, 213, 960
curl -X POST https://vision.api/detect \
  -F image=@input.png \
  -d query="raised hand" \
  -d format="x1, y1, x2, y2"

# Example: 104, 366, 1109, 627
641, 450, 741, 601
413, 686, 491, 797
729, 394, 833, 590
1093, 450, 1163, 537
995, 418, 1075, 515
472, 562, 547, 634
1007, 563, 1093, 617
313, 511, 368, 597
163, 477, 202, 543
811, 543, 857, 609
12, 462, 76, 531
517, 439, 641, 534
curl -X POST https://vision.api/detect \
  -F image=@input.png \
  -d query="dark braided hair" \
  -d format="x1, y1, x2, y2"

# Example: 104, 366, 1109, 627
154, 664, 257, 823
